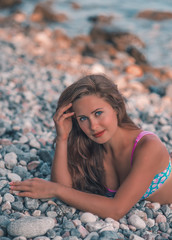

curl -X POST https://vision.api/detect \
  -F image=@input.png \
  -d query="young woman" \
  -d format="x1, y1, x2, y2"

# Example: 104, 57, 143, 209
10, 74, 172, 220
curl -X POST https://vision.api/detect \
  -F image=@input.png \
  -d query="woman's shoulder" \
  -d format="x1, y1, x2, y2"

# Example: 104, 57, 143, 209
133, 131, 169, 168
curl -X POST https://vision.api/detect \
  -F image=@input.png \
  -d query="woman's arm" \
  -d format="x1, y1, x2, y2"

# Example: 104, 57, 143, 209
51, 139, 72, 186
51, 103, 74, 186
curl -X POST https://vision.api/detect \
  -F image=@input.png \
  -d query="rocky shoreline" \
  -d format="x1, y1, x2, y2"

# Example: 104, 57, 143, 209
0, 1, 172, 239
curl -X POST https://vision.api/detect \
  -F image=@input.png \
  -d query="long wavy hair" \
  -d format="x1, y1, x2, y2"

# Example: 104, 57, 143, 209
56, 74, 139, 195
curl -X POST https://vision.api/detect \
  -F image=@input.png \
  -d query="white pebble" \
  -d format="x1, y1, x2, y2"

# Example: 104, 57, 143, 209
80, 212, 97, 223
4, 152, 17, 169
53, 237, 62, 240
129, 234, 144, 240
2, 201, 11, 211
146, 218, 155, 228
120, 223, 130, 230
7, 173, 21, 182
3, 193, 15, 203
128, 214, 146, 229
29, 139, 41, 149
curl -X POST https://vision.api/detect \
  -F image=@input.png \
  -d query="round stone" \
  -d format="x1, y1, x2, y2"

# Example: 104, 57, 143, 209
80, 212, 97, 223
128, 214, 146, 229
4, 152, 17, 169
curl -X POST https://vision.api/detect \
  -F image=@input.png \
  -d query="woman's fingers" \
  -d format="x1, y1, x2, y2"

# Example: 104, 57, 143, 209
53, 103, 73, 121
10, 179, 34, 192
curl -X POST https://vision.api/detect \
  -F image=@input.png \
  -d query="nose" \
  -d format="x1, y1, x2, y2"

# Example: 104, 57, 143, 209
89, 118, 98, 131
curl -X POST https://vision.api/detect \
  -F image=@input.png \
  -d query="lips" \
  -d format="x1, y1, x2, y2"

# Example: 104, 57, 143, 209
93, 130, 105, 138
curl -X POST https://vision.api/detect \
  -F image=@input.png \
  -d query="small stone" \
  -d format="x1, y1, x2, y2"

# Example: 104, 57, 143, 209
3, 193, 15, 203
146, 218, 155, 228
7, 216, 55, 238
84, 232, 99, 240
146, 202, 161, 211
1, 201, 11, 211
128, 214, 146, 229
0, 215, 10, 228
19, 135, 29, 144
155, 214, 167, 223
99, 230, 119, 239
86, 221, 106, 232
32, 210, 41, 217
129, 234, 144, 240
72, 219, 81, 227
0, 228, 4, 237
120, 223, 130, 230
4, 152, 17, 169
80, 212, 97, 223
11, 201, 24, 211
159, 222, 169, 232
7, 173, 21, 182
53, 237, 62, 240
46, 211, 57, 218
13, 237, 27, 240
77, 225, 89, 238
25, 197, 39, 210
29, 139, 41, 149
27, 161, 40, 170
33, 237, 50, 240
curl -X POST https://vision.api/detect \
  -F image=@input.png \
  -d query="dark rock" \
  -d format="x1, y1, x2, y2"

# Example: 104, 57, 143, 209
0, 0, 21, 9
37, 149, 53, 162
149, 83, 167, 97
90, 24, 145, 51
0, 215, 10, 228
126, 46, 148, 65
11, 201, 24, 211
137, 10, 172, 21
88, 14, 114, 24
31, 1, 68, 23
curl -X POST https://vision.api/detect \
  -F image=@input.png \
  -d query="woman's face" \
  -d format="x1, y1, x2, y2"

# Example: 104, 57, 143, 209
72, 94, 118, 144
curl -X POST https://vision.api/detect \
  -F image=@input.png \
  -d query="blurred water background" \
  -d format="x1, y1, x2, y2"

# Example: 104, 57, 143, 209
0, 0, 172, 68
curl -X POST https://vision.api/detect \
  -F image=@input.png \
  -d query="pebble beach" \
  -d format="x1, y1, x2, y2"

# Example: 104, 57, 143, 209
0, 1, 172, 239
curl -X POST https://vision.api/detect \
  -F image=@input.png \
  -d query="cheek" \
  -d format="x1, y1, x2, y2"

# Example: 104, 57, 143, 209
78, 122, 88, 133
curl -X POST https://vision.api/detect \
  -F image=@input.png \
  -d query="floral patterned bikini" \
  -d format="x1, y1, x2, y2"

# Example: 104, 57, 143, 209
106, 131, 172, 200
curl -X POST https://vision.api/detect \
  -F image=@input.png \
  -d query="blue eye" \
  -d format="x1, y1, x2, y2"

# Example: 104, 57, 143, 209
95, 111, 102, 116
79, 116, 87, 122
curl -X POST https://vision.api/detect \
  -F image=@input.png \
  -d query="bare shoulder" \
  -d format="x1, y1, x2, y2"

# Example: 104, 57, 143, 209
132, 133, 169, 174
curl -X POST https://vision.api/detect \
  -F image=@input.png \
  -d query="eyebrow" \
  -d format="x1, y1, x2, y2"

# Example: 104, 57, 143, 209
76, 108, 103, 118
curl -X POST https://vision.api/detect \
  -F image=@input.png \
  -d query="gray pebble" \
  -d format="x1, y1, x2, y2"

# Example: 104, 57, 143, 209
0, 215, 10, 228
24, 197, 39, 210
7, 216, 55, 238
159, 222, 169, 232
11, 201, 24, 211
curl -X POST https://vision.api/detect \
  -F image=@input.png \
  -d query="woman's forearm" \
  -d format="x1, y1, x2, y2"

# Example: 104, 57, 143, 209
51, 139, 72, 186
54, 184, 122, 221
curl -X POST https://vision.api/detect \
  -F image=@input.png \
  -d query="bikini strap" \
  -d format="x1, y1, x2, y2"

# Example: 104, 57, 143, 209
130, 131, 156, 166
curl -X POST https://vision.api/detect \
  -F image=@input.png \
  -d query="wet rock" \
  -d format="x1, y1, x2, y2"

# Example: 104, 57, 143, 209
126, 46, 148, 65
137, 10, 172, 21
31, 1, 68, 23
90, 25, 145, 52
7, 216, 55, 238
88, 14, 114, 24
0, 0, 21, 9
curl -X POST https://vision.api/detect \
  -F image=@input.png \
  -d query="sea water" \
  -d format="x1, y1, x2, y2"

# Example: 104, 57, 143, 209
1, 0, 172, 67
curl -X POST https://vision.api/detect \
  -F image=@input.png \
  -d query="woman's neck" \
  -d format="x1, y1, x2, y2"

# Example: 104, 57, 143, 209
104, 128, 141, 159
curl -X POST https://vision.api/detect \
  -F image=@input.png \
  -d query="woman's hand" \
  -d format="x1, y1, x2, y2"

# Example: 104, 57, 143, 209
9, 178, 58, 199
53, 103, 74, 141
